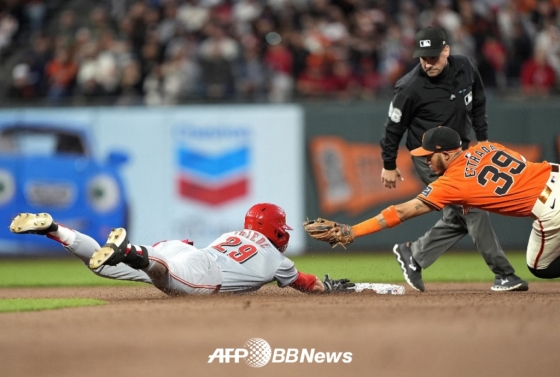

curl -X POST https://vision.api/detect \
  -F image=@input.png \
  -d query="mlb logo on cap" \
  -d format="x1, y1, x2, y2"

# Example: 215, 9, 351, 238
413, 27, 447, 58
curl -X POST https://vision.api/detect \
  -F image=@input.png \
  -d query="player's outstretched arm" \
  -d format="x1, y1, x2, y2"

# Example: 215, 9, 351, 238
303, 198, 433, 247
352, 198, 432, 238
393, 198, 433, 222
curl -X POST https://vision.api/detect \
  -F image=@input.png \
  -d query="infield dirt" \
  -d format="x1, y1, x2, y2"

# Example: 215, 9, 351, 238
0, 282, 559, 377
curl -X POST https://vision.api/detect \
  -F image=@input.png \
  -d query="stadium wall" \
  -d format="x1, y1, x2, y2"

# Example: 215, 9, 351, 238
304, 99, 560, 251
0, 100, 558, 256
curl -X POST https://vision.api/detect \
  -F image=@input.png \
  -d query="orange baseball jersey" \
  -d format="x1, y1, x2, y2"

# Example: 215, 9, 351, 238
417, 142, 553, 217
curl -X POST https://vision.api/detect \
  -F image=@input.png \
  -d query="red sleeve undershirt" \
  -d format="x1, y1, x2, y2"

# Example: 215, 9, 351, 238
289, 271, 318, 293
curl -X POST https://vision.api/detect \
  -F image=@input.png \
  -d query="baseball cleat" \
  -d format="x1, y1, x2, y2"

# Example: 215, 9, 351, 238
490, 274, 529, 292
89, 228, 129, 269
393, 243, 425, 292
9, 213, 58, 235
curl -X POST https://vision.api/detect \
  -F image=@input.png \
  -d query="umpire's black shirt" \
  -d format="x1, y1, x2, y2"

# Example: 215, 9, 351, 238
380, 54, 488, 170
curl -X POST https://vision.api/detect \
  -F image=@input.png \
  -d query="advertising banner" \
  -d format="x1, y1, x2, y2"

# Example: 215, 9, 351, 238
0, 105, 305, 255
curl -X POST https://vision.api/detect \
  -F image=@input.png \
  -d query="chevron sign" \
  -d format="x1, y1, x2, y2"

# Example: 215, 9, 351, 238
174, 125, 251, 206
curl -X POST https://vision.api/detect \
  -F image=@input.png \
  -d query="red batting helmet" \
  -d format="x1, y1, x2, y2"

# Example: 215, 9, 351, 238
244, 203, 293, 252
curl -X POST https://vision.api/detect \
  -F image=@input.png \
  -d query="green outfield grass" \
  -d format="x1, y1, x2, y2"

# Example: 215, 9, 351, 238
291, 251, 539, 283
0, 252, 548, 313
0, 251, 544, 288
0, 298, 106, 312
0, 259, 139, 287
0, 259, 136, 313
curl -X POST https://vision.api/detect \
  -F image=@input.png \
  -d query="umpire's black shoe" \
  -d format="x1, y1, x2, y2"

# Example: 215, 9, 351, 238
393, 243, 425, 292
89, 228, 149, 270
9, 213, 58, 235
491, 274, 529, 292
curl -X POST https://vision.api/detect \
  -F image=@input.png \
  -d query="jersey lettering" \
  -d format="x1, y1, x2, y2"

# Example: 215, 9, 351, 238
469, 155, 480, 164
255, 238, 271, 247
233, 230, 271, 248
211, 236, 258, 263
476, 151, 526, 195
464, 152, 480, 178
464, 145, 502, 178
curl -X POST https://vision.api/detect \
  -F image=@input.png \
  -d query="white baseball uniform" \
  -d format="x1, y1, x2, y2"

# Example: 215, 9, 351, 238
64, 228, 298, 295
527, 163, 560, 270
201, 229, 299, 293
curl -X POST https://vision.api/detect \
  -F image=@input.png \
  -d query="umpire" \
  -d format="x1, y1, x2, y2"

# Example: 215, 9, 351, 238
380, 26, 528, 292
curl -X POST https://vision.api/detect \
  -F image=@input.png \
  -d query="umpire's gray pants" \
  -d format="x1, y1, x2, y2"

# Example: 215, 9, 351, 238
410, 156, 515, 276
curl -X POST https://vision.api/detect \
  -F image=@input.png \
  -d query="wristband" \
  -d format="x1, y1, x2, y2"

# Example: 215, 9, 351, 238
351, 205, 402, 237
381, 205, 402, 228
289, 271, 318, 293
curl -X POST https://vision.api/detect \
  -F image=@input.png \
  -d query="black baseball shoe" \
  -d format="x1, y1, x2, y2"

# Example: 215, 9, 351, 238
89, 228, 149, 270
392, 243, 425, 292
491, 274, 529, 292
9, 213, 58, 235
89, 228, 129, 269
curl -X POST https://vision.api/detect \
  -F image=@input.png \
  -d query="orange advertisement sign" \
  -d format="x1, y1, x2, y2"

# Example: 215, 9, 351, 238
309, 136, 423, 216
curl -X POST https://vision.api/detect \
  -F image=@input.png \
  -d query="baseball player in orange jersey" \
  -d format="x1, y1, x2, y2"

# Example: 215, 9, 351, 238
326, 127, 560, 285
9, 203, 354, 295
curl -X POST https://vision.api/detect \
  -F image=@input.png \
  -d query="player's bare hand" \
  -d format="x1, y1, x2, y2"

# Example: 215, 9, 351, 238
381, 168, 404, 189
462, 205, 472, 215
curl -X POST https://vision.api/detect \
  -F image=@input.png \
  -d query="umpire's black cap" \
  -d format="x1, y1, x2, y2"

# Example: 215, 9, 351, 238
411, 127, 461, 156
412, 27, 448, 58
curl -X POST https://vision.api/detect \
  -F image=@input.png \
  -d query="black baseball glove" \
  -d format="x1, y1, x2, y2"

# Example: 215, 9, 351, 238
322, 274, 355, 293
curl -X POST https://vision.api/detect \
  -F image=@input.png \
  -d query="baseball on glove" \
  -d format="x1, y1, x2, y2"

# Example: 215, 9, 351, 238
303, 217, 354, 248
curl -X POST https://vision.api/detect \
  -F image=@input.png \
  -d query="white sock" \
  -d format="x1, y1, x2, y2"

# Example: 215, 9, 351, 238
47, 225, 76, 246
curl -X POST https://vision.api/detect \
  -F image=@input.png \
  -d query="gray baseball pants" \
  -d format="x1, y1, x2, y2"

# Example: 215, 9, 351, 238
410, 156, 516, 276
64, 232, 222, 295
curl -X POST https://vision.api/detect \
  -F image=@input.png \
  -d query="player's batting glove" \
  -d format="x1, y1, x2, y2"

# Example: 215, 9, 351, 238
323, 274, 355, 293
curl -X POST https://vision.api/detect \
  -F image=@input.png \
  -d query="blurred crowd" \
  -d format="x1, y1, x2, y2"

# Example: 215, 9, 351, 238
2, 0, 560, 106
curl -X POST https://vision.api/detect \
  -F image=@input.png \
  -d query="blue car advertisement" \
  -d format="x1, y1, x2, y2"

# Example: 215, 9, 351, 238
0, 122, 129, 254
